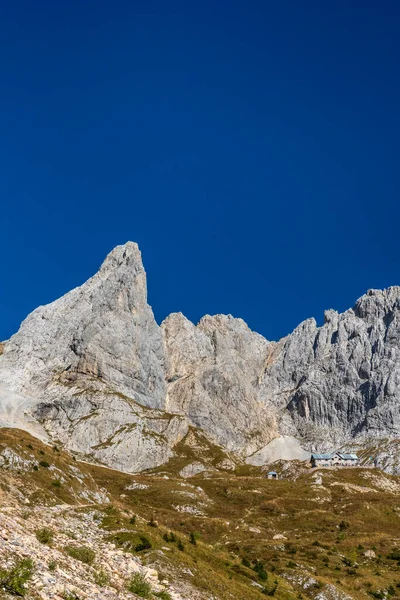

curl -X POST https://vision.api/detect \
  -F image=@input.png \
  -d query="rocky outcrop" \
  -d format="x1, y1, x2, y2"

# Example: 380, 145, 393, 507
0, 242, 166, 407
0, 243, 181, 472
0, 242, 400, 473
260, 288, 400, 452
162, 312, 276, 456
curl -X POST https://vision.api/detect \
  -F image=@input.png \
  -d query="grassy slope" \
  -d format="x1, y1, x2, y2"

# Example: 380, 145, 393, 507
0, 429, 399, 600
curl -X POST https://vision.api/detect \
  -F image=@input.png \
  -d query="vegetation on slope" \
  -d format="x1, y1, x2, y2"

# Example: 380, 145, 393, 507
0, 429, 399, 600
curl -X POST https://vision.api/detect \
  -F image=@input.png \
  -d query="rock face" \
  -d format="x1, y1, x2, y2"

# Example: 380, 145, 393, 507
260, 288, 400, 450
162, 312, 276, 456
0, 242, 400, 473
0, 243, 185, 472
0, 242, 166, 407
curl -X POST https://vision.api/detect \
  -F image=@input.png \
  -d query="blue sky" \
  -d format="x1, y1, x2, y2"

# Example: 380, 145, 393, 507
1, 1, 399, 342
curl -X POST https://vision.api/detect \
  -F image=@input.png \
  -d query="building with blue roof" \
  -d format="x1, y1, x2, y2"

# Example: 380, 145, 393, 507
311, 452, 359, 468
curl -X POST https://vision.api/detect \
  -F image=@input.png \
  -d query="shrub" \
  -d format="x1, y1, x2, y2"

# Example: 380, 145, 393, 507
62, 591, 81, 600
127, 573, 152, 598
369, 591, 385, 599
36, 527, 54, 545
33, 465, 39, 471
387, 549, 400, 561
94, 569, 109, 586
0, 557, 34, 596
135, 536, 152, 552
155, 591, 173, 600
177, 539, 185, 551
51, 479, 62, 488
39, 460, 50, 468
189, 532, 198, 545
242, 557, 251, 568
253, 560, 268, 581
148, 516, 158, 528
129, 515, 136, 525
163, 532, 176, 543
262, 580, 278, 596
65, 545, 96, 565
339, 520, 349, 531
48, 560, 57, 572
388, 585, 396, 596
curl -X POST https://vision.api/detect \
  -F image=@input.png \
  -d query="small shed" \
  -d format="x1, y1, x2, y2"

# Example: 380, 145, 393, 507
267, 471, 278, 480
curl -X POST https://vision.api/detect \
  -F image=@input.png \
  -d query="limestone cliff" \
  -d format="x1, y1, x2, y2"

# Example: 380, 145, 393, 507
0, 242, 400, 473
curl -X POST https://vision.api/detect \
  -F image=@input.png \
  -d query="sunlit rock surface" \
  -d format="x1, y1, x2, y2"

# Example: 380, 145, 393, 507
0, 242, 400, 472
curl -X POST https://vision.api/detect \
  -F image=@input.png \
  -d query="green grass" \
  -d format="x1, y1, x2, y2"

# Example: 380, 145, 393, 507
93, 568, 110, 586
0, 557, 34, 596
127, 572, 152, 598
2, 428, 400, 600
65, 545, 96, 565
35, 526, 54, 544
155, 591, 173, 600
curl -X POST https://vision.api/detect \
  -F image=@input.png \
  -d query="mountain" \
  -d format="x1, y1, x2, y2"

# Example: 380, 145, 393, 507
0, 242, 399, 473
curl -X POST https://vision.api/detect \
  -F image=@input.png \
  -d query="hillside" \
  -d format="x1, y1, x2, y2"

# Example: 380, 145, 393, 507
0, 429, 399, 599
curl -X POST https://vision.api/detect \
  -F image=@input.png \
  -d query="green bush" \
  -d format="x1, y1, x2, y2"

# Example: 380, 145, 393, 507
35, 527, 54, 545
253, 560, 268, 581
39, 460, 50, 468
262, 580, 278, 596
51, 479, 62, 488
0, 557, 34, 596
48, 560, 57, 571
94, 569, 109, 586
127, 573, 152, 598
189, 532, 199, 545
61, 591, 81, 600
135, 536, 152, 552
177, 539, 184, 551
387, 549, 400, 561
129, 515, 136, 525
155, 591, 173, 600
65, 545, 96, 565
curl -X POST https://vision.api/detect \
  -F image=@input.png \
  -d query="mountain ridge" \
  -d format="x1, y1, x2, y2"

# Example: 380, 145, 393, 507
0, 242, 399, 474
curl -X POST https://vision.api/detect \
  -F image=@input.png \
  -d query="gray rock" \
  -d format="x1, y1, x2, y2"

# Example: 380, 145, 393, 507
0, 243, 182, 471
1, 242, 400, 473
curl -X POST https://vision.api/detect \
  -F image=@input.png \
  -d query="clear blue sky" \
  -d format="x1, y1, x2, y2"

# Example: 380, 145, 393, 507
1, 1, 399, 342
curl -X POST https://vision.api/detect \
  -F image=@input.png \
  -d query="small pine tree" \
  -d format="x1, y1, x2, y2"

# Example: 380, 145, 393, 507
189, 532, 197, 545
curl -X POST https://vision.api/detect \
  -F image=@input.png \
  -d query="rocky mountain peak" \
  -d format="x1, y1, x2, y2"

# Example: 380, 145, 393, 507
0, 242, 400, 474
0, 240, 165, 407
